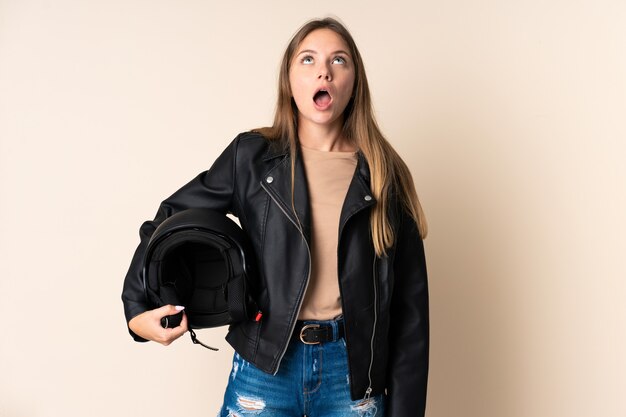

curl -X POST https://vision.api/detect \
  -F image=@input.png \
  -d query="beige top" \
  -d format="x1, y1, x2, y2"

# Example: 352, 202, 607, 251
298, 144, 358, 320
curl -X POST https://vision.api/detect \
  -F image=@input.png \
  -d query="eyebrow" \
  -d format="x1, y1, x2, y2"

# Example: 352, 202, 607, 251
296, 49, 351, 57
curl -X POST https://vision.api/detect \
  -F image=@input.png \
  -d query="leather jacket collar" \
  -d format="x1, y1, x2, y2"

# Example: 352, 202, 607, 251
261, 140, 375, 242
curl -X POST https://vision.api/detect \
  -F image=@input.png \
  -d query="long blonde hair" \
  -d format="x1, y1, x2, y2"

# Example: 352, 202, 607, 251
254, 17, 427, 256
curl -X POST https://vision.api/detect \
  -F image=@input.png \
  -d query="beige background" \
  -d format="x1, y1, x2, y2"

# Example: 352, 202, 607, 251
0, 0, 624, 416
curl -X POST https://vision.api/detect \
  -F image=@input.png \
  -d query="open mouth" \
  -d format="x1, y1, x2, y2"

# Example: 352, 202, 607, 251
313, 89, 332, 107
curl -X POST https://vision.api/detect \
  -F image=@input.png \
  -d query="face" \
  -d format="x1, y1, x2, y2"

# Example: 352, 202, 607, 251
289, 28, 356, 132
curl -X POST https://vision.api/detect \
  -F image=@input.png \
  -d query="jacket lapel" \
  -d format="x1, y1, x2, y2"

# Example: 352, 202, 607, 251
339, 152, 376, 236
262, 144, 375, 242
261, 144, 312, 242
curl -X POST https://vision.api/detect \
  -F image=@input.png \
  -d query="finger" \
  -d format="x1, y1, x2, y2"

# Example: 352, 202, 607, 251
162, 326, 185, 344
158, 324, 184, 345
179, 311, 189, 330
154, 304, 185, 318
154, 305, 185, 328
168, 313, 188, 340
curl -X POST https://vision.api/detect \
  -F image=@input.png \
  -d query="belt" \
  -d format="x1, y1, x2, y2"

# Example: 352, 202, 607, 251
292, 319, 345, 345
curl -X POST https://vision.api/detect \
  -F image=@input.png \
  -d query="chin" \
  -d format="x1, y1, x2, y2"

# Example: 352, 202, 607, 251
308, 113, 340, 126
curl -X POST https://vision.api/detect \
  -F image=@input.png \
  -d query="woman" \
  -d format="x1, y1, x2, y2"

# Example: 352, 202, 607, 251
122, 17, 429, 417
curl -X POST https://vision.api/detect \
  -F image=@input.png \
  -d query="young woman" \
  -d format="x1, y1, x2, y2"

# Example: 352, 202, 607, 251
122, 17, 429, 417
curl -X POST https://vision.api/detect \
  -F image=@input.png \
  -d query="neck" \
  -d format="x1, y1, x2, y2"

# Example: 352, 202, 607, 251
296, 118, 356, 152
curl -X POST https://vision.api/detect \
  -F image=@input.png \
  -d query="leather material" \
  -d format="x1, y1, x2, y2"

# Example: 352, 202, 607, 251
122, 132, 429, 416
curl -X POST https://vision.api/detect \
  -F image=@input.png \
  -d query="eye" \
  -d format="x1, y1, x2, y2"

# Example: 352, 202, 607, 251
301, 55, 314, 64
332, 56, 347, 65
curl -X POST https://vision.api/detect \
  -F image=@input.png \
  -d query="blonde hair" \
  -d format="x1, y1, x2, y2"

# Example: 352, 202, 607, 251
254, 17, 427, 256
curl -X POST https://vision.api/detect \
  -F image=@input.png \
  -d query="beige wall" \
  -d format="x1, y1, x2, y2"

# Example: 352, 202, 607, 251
1, 1, 624, 416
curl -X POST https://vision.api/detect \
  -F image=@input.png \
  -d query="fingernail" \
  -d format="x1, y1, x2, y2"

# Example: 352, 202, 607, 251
175, 305, 185, 311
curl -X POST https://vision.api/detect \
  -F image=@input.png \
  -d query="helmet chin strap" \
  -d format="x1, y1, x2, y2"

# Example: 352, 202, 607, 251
189, 329, 219, 351
160, 311, 219, 351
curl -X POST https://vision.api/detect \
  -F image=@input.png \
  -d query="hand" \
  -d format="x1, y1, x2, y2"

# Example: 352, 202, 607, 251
128, 305, 188, 346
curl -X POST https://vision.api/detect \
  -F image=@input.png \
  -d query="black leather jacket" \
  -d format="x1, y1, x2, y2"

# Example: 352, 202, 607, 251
122, 131, 429, 417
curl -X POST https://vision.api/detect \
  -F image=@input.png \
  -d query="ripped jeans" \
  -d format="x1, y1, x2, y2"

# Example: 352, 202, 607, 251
217, 317, 385, 417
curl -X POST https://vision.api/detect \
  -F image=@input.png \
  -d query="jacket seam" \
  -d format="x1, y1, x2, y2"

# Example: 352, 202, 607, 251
259, 192, 269, 294
232, 134, 247, 224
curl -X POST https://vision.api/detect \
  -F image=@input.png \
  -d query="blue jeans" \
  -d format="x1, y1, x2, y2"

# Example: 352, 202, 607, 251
218, 318, 385, 417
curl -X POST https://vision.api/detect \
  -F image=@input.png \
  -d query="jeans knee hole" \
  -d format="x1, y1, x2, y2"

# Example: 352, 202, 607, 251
225, 407, 242, 417
235, 395, 266, 414
351, 397, 379, 417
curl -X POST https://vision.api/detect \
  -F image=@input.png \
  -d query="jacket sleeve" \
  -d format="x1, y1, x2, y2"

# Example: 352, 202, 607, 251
121, 134, 241, 341
386, 209, 430, 416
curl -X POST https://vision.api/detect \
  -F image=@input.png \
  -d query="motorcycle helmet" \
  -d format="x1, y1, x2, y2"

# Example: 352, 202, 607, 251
142, 208, 260, 350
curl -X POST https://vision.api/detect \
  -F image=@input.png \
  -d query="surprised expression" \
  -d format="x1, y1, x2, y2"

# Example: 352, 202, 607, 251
289, 29, 356, 131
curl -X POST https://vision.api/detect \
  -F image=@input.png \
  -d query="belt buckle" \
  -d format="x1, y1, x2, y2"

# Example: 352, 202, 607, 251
299, 324, 320, 345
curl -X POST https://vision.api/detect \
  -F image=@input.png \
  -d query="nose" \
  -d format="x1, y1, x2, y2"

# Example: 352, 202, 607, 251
317, 64, 332, 81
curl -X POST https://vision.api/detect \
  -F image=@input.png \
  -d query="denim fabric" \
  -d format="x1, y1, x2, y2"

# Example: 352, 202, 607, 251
218, 318, 385, 417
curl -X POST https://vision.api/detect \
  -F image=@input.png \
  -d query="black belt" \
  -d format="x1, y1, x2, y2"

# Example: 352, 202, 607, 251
292, 320, 345, 345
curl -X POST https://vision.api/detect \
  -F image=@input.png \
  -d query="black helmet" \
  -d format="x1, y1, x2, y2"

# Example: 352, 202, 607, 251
142, 208, 260, 349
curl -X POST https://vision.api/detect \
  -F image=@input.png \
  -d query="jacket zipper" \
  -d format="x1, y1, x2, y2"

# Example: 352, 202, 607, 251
335, 182, 377, 400
260, 180, 312, 375
363, 254, 378, 400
